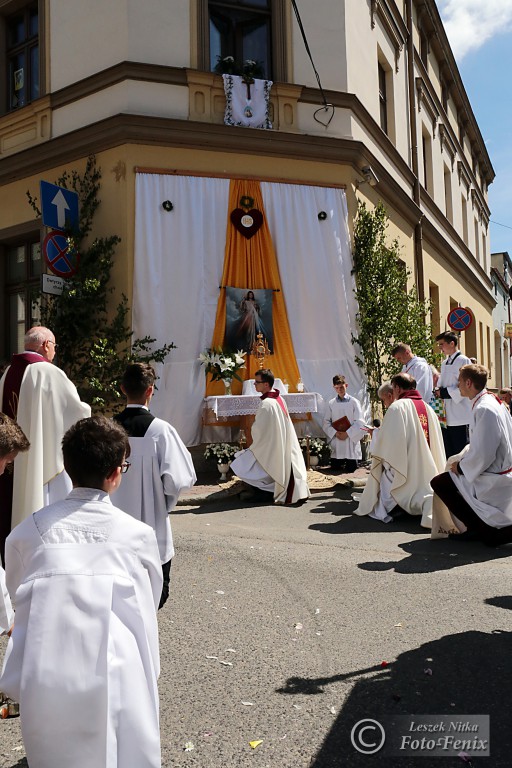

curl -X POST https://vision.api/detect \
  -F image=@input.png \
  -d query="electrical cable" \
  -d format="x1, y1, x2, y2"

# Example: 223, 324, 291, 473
290, 0, 334, 126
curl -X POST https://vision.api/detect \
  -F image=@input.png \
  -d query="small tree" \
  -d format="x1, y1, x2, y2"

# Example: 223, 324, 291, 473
352, 201, 437, 410
28, 156, 175, 411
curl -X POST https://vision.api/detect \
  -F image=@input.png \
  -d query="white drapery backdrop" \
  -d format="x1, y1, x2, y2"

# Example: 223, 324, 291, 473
133, 173, 366, 445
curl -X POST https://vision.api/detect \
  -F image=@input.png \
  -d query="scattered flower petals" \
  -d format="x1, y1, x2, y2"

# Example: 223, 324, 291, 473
315, 632, 322, 636
219, 660, 233, 666
380, 661, 389, 667
293, 704, 302, 709
426, 658, 433, 662
184, 741, 195, 752
294, 622, 303, 631
215, 590, 225, 595
458, 752, 473, 763
241, 701, 254, 706
203, 732, 212, 738
315, 608, 320, 614
424, 668, 433, 675
394, 623, 402, 627
12, 747, 24, 752
450, 702, 456, 707
449, 553, 458, 557
206, 655, 218, 660
329, 706, 336, 715
249, 740, 263, 749
225, 648, 237, 653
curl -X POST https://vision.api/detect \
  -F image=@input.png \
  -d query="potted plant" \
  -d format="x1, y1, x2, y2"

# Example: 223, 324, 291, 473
198, 348, 246, 394
299, 437, 329, 467
204, 442, 239, 481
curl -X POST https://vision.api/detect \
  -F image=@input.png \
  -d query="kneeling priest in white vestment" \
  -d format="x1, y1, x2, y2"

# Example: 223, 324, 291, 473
353, 373, 445, 527
231, 368, 309, 504
431, 364, 512, 546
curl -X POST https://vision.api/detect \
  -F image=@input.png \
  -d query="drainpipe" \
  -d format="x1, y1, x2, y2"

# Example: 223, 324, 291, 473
406, 0, 425, 302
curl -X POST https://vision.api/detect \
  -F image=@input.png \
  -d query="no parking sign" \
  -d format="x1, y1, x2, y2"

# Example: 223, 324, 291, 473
43, 230, 80, 278
447, 306, 474, 332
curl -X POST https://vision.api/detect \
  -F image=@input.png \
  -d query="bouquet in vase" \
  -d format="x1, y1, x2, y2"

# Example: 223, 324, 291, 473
199, 348, 246, 388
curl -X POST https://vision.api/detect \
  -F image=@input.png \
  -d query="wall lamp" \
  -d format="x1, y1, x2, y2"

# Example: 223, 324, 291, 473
356, 165, 379, 189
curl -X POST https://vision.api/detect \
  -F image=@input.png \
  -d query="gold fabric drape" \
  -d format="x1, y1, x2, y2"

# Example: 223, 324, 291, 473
205, 179, 300, 396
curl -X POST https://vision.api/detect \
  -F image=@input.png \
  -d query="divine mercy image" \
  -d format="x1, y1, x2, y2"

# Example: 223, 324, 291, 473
225, 287, 273, 354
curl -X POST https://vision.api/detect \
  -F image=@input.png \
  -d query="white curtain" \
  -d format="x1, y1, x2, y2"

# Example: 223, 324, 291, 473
261, 182, 366, 408
133, 174, 230, 445
133, 174, 366, 446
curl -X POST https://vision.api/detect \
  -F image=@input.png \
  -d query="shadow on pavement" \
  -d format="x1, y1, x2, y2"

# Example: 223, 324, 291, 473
278, 626, 512, 767
358, 538, 512, 574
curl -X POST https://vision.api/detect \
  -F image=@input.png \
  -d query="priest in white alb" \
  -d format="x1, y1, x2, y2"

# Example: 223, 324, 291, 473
353, 372, 446, 527
431, 363, 512, 546
0, 326, 90, 559
231, 368, 310, 504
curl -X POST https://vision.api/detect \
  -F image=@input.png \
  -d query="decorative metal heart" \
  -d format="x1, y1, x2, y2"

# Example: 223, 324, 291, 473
313, 104, 335, 128
230, 208, 264, 239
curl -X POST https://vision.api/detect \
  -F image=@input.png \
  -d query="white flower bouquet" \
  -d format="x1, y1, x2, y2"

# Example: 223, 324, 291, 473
299, 437, 329, 460
204, 442, 239, 464
198, 347, 246, 384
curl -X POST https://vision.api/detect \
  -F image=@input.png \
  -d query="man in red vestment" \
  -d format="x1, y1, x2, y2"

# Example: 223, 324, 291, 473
0, 327, 90, 561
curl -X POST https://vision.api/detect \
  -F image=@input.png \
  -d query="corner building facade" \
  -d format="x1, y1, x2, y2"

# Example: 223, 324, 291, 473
0, 0, 496, 395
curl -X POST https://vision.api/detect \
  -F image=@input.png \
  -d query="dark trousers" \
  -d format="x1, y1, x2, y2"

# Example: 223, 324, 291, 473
159, 559, 172, 610
431, 472, 512, 546
442, 425, 469, 459
330, 458, 357, 473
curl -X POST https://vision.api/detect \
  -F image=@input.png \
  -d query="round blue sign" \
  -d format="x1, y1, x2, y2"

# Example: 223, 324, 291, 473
43, 230, 80, 278
447, 307, 473, 332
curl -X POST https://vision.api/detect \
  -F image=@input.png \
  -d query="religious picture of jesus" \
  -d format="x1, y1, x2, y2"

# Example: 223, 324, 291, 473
225, 287, 273, 354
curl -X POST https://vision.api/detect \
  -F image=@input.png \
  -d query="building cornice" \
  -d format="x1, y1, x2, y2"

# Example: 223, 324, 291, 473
371, 0, 408, 71
414, 0, 494, 185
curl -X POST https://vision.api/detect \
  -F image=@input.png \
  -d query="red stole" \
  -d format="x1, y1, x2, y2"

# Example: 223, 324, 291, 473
2, 352, 46, 419
260, 388, 295, 503
398, 390, 430, 446
261, 388, 287, 415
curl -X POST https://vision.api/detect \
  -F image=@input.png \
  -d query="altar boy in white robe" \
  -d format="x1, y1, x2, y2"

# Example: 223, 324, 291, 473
0, 416, 162, 768
431, 364, 512, 547
112, 363, 196, 608
323, 374, 366, 473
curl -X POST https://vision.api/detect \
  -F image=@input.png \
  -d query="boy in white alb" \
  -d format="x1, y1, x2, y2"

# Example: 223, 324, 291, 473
434, 331, 472, 458
112, 363, 196, 608
0, 416, 162, 768
323, 374, 366, 473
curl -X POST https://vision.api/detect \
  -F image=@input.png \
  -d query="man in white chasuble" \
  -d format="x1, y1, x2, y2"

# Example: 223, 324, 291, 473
231, 369, 310, 504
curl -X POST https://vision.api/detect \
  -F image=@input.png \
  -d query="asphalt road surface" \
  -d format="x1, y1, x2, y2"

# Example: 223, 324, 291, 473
1, 486, 512, 767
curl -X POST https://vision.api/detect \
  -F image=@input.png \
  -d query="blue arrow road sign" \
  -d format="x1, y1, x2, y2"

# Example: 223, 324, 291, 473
40, 180, 79, 232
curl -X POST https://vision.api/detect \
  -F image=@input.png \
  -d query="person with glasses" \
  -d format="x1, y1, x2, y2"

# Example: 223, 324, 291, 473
230, 368, 309, 504
112, 362, 196, 608
0, 415, 162, 768
0, 326, 90, 560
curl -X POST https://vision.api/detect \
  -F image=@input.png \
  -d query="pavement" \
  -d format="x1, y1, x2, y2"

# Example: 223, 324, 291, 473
177, 460, 370, 506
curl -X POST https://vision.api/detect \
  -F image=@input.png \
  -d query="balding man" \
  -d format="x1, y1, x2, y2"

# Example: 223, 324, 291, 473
0, 327, 90, 559
353, 373, 445, 527
391, 343, 433, 404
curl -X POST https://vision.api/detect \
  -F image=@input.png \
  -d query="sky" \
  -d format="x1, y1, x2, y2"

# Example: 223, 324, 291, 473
437, 0, 512, 255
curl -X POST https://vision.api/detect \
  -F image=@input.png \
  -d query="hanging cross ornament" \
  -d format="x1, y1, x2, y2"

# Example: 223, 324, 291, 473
243, 76, 254, 100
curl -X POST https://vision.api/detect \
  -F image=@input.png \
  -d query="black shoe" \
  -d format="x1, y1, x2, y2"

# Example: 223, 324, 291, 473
389, 505, 406, 519
448, 530, 481, 542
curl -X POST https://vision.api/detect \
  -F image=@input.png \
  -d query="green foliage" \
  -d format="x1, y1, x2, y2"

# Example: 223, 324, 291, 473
352, 201, 438, 410
28, 156, 175, 411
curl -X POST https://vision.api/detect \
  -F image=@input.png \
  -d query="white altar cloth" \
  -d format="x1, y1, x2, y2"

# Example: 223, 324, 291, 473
204, 392, 322, 419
